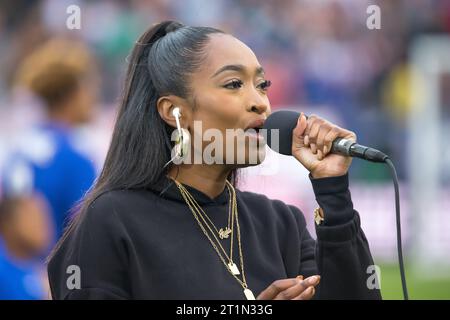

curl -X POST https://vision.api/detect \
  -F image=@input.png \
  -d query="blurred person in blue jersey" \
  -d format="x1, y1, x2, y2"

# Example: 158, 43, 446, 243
2, 39, 98, 243
0, 193, 52, 299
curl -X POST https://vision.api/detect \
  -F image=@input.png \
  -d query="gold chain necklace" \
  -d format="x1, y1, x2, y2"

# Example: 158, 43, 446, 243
181, 183, 233, 240
175, 183, 235, 263
175, 182, 241, 275
173, 179, 256, 300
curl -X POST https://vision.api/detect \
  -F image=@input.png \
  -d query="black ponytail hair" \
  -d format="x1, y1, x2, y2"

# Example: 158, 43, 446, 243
47, 21, 238, 262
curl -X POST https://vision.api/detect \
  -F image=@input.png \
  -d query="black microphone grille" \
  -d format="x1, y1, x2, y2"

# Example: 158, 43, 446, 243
263, 110, 300, 156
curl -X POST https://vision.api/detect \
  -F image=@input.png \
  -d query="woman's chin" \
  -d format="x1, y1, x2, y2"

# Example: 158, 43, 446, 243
234, 147, 266, 168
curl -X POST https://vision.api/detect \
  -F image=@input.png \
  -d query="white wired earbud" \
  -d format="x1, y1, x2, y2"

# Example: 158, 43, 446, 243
172, 107, 182, 131
163, 107, 190, 169
172, 107, 181, 118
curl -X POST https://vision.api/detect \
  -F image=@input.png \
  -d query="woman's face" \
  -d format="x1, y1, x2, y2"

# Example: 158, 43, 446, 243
185, 33, 272, 167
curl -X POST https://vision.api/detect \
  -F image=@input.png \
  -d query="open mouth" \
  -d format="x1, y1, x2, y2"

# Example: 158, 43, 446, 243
245, 118, 265, 133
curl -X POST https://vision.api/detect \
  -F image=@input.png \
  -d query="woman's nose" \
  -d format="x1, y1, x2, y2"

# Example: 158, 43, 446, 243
250, 104, 267, 114
247, 92, 269, 115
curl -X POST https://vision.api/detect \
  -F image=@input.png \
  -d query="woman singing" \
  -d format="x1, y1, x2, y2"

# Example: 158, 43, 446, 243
47, 21, 381, 300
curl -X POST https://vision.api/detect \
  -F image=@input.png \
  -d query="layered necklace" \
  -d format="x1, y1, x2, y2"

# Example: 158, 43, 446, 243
173, 179, 256, 300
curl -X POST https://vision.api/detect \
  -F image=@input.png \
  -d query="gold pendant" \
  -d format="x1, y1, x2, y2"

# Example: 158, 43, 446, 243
244, 288, 256, 300
228, 262, 240, 275
219, 227, 232, 239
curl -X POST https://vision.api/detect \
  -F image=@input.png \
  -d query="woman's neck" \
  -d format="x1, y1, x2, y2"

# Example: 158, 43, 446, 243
167, 164, 233, 199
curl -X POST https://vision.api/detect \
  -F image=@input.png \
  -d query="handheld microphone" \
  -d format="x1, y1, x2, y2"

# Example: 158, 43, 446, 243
262, 110, 408, 300
263, 110, 388, 163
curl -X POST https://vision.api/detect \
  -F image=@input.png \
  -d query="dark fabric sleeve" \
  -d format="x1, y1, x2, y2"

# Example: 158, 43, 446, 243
292, 174, 382, 299
293, 210, 319, 279
47, 193, 131, 300
309, 173, 354, 226
314, 212, 382, 299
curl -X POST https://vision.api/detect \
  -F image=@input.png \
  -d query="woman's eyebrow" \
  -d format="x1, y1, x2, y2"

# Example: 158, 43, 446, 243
211, 64, 265, 78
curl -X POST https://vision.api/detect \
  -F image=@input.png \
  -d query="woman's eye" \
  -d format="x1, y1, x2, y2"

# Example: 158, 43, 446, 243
223, 79, 271, 91
258, 79, 272, 91
224, 79, 243, 89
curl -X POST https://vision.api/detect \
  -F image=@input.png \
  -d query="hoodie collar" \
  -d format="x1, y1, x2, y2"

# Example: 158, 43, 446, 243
148, 175, 230, 206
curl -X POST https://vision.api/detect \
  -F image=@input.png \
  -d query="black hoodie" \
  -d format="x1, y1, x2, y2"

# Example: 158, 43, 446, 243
47, 173, 381, 300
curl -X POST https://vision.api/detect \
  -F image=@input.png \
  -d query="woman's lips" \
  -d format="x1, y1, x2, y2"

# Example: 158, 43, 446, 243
245, 118, 266, 132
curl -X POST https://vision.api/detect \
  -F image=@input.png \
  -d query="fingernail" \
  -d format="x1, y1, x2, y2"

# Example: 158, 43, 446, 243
304, 135, 309, 146
323, 145, 328, 154
311, 286, 316, 296
309, 275, 320, 285
297, 275, 304, 280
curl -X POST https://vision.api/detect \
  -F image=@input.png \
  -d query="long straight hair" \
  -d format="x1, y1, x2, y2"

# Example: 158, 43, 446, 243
47, 21, 238, 262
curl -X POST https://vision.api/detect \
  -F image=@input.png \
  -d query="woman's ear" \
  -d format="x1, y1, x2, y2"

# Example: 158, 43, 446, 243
157, 95, 189, 129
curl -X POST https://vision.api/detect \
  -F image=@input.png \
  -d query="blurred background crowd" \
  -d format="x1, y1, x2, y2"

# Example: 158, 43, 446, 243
0, 0, 449, 299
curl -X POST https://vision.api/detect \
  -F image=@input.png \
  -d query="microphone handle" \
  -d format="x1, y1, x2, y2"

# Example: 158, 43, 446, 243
332, 138, 388, 163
